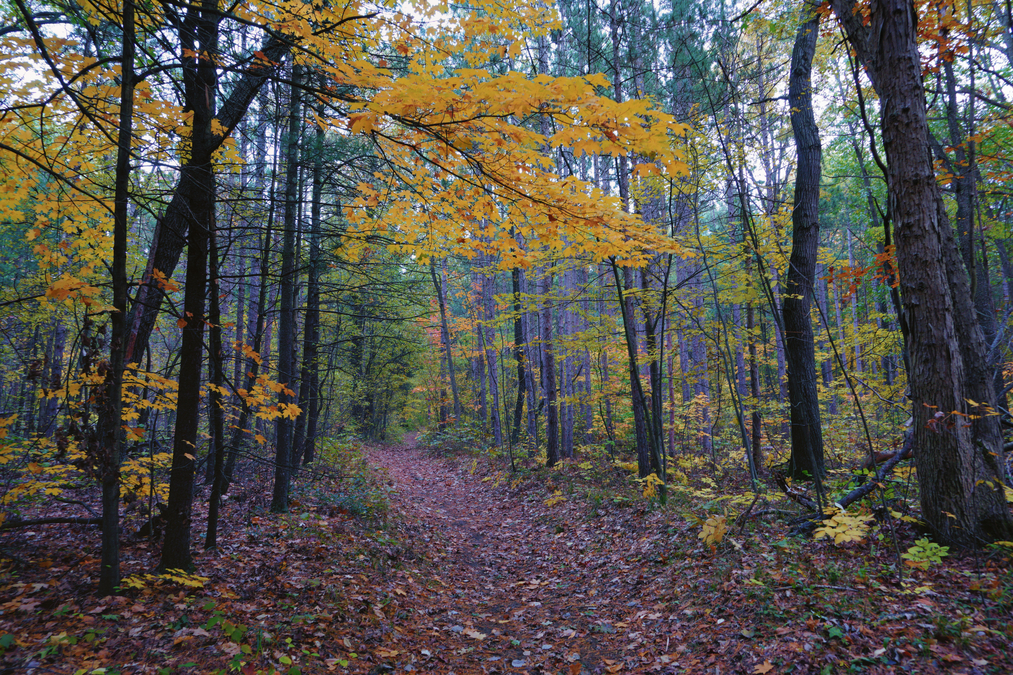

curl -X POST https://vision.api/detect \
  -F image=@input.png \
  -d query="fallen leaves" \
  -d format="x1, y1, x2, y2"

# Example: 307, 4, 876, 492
2, 439, 1012, 674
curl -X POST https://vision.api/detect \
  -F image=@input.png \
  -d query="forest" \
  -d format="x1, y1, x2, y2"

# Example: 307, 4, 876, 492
1, 0, 1012, 672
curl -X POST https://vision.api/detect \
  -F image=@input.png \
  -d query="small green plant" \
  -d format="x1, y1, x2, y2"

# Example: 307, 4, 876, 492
902, 537, 949, 570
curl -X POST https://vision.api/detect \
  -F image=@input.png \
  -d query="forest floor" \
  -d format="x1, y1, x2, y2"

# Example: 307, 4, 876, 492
1, 435, 1012, 674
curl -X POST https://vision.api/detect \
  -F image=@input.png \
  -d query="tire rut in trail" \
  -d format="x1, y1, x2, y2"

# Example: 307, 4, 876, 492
368, 444, 646, 674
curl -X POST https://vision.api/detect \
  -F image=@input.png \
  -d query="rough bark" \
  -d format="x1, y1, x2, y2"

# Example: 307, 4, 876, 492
160, 0, 218, 572
271, 65, 302, 514
98, 0, 134, 594
832, 0, 1013, 546
784, 3, 825, 483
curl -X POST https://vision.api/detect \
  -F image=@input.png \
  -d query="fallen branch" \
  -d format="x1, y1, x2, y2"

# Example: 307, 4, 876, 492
772, 469, 818, 511
837, 434, 912, 510
782, 433, 914, 537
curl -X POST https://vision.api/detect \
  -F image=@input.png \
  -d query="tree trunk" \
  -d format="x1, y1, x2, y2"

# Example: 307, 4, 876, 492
98, 0, 135, 593
784, 2, 825, 483
541, 268, 560, 466
833, 0, 1013, 546
481, 265, 502, 447
160, 0, 219, 572
123, 35, 288, 365
432, 261, 463, 422
296, 125, 323, 465
204, 229, 226, 549
271, 65, 302, 514
224, 223, 272, 493
510, 267, 527, 446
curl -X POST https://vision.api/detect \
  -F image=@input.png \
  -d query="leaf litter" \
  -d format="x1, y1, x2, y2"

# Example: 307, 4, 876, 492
0, 435, 1011, 674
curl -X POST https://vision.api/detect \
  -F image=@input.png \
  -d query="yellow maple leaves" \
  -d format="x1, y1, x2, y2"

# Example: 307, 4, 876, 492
276, 0, 694, 270
814, 507, 874, 545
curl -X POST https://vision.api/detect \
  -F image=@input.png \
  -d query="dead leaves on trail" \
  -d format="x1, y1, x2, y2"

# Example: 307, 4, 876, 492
2, 439, 1012, 673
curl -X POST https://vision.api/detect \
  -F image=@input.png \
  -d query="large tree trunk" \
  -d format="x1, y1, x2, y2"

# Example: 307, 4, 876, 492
271, 65, 302, 513
98, 0, 135, 594
832, 0, 1013, 546
784, 3, 825, 483
296, 125, 324, 465
160, 0, 219, 572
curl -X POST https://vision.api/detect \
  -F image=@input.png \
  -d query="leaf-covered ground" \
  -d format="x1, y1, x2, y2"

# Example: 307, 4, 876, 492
1, 436, 1011, 674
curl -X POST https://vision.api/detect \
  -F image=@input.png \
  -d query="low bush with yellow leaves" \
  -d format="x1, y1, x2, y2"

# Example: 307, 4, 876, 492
698, 515, 728, 547
814, 506, 875, 545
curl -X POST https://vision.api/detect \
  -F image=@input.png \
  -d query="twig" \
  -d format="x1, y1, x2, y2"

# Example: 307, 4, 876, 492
734, 494, 762, 533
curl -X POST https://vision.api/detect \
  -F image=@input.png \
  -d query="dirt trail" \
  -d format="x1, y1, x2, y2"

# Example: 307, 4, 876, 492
368, 443, 692, 675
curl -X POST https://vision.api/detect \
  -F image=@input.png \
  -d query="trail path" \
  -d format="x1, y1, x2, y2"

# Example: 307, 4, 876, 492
368, 443, 715, 675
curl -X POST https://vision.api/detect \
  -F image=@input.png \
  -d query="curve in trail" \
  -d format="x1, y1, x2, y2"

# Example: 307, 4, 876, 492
368, 444, 728, 675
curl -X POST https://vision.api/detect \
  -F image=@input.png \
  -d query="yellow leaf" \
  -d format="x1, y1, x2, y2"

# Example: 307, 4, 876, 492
753, 661, 775, 674
699, 516, 727, 546
349, 113, 373, 135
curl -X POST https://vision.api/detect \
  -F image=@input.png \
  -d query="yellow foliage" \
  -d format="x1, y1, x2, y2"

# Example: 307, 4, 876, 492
637, 473, 665, 499
121, 453, 173, 503
814, 507, 874, 545
120, 570, 209, 591
544, 490, 567, 507
699, 516, 727, 547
